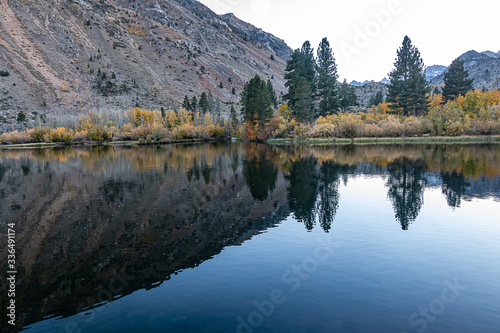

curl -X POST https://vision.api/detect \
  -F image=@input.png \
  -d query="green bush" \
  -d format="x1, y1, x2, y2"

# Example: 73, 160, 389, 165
427, 102, 464, 136
17, 111, 26, 122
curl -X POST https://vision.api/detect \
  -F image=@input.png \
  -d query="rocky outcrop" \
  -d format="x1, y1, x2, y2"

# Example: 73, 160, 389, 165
353, 81, 388, 107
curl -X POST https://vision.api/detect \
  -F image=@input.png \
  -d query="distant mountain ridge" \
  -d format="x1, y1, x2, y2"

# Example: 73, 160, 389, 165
425, 65, 447, 82
431, 50, 500, 89
350, 78, 389, 86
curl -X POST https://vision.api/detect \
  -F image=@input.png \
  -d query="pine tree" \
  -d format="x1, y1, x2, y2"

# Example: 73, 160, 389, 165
207, 90, 215, 112
267, 79, 277, 108
369, 91, 384, 106
230, 103, 238, 127
241, 75, 274, 124
284, 41, 317, 110
316, 37, 340, 115
199, 92, 209, 114
182, 95, 192, 111
442, 58, 474, 102
387, 36, 429, 116
339, 79, 358, 111
191, 96, 198, 112
293, 77, 314, 122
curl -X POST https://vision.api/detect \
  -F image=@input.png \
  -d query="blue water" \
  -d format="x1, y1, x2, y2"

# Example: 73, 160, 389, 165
1, 144, 499, 333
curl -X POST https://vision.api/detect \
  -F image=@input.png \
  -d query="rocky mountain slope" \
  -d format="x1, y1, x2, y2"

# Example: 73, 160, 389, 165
425, 65, 447, 82
0, 0, 288, 119
220, 13, 292, 61
431, 50, 500, 89
353, 82, 388, 107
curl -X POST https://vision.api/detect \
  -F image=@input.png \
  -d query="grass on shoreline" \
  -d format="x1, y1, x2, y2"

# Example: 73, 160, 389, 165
1, 136, 500, 151
0, 138, 224, 150
268, 135, 500, 145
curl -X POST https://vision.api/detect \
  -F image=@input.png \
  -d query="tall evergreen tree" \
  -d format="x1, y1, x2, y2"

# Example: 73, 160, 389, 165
442, 58, 474, 102
316, 37, 340, 115
230, 103, 238, 127
241, 75, 274, 124
191, 96, 198, 113
284, 41, 317, 110
293, 77, 314, 122
182, 95, 192, 111
369, 91, 384, 106
207, 90, 215, 112
387, 36, 429, 116
339, 79, 358, 111
199, 92, 209, 114
266, 79, 277, 108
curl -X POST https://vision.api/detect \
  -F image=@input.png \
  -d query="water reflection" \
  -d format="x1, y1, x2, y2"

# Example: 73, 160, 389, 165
441, 171, 469, 209
386, 158, 426, 230
0, 143, 499, 331
243, 145, 277, 201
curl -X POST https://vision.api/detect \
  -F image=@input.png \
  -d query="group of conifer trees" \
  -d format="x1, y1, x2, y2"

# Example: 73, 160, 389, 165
284, 38, 357, 122
387, 36, 474, 116
239, 35, 475, 125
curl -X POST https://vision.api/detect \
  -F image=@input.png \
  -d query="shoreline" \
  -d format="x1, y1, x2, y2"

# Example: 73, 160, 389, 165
0, 138, 228, 150
1, 135, 500, 150
267, 135, 500, 145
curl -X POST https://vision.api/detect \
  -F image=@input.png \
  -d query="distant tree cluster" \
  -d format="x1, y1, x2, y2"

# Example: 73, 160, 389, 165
182, 90, 224, 124
241, 75, 277, 125
284, 38, 357, 122
387, 36, 474, 116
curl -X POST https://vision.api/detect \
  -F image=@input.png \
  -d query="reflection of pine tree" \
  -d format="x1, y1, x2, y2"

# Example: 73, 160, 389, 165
231, 150, 239, 174
386, 158, 426, 230
287, 158, 318, 230
187, 157, 201, 182
441, 172, 469, 208
201, 160, 212, 185
316, 162, 342, 232
243, 147, 277, 202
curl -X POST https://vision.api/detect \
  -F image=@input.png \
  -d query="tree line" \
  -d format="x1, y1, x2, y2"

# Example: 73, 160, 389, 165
239, 35, 476, 127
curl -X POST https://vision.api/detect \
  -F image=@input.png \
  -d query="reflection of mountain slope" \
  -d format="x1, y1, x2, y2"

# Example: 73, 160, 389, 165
465, 176, 500, 200
0, 145, 290, 330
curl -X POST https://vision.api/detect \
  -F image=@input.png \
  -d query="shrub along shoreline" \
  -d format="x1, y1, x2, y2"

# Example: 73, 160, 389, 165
2, 91, 500, 149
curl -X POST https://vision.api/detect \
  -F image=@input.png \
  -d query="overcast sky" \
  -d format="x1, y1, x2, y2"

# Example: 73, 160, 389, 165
198, 0, 499, 82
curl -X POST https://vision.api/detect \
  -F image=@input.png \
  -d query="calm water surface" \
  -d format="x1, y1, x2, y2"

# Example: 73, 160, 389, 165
0, 143, 499, 333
